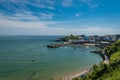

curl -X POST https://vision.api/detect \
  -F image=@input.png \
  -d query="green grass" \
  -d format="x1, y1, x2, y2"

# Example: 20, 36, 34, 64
110, 51, 120, 64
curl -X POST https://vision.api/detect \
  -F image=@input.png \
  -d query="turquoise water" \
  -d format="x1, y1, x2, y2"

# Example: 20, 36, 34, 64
0, 36, 102, 80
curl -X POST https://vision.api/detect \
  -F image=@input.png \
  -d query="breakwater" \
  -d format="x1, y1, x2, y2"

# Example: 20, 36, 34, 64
47, 43, 68, 48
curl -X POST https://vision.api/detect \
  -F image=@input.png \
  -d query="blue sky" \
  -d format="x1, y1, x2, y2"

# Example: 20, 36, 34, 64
0, 0, 120, 35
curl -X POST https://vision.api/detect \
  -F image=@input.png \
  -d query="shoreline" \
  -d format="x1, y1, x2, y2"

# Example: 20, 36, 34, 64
61, 67, 92, 80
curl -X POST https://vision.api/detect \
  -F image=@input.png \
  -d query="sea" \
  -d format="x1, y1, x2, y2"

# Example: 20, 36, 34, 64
0, 36, 102, 80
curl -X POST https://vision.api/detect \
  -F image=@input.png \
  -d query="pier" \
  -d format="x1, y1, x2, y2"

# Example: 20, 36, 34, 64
47, 43, 68, 48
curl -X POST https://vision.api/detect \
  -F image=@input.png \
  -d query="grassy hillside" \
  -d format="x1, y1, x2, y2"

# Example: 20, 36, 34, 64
73, 40, 120, 80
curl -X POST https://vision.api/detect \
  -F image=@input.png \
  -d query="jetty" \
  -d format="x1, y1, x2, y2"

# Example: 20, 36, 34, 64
47, 44, 62, 48
47, 43, 69, 48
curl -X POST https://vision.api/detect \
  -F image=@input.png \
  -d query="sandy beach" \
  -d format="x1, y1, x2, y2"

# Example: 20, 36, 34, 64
61, 67, 92, 80
83, 43, 95, 46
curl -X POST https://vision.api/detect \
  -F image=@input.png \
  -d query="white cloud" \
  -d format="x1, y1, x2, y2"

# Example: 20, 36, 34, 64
40, 12, 54, 20
0, 0, 56, 21
0, 16, 118, 35
61, 0, 73, 7
80, 0, 99, 8
0, 13, 62, 29
75, 12, 82, 16
0, 17, 46, 28
0, 0, 99, 15
0, 0, 55, 10
80, 27, 114, 35
0, 13, 39, 23
89, 4, 98, 8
